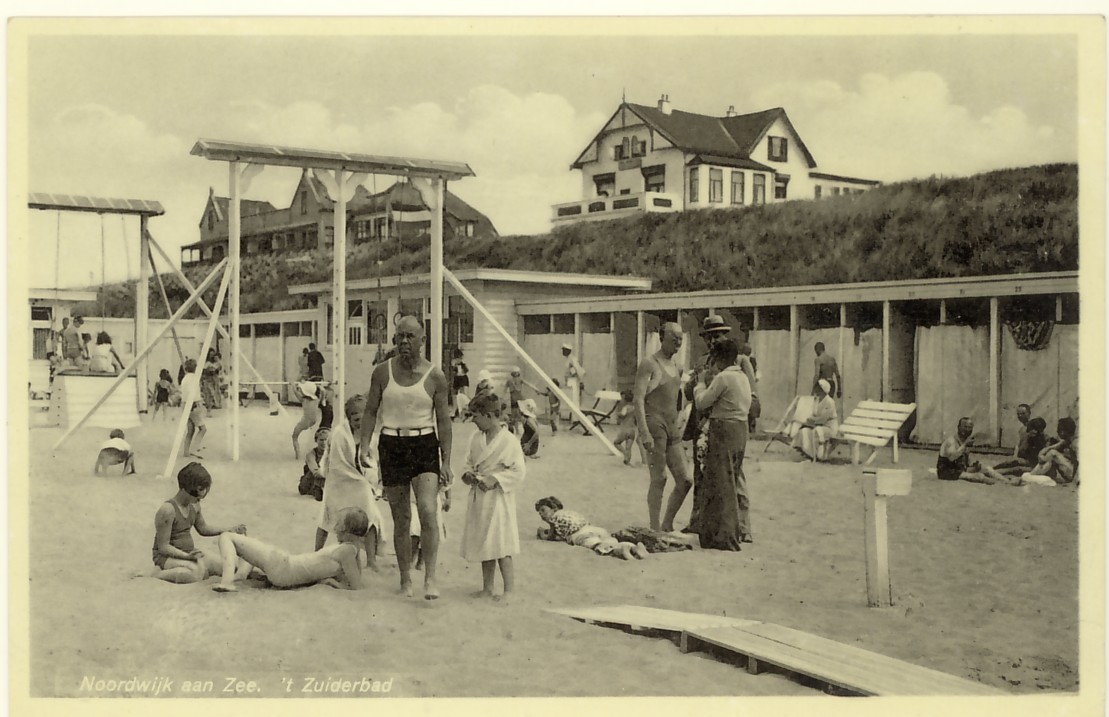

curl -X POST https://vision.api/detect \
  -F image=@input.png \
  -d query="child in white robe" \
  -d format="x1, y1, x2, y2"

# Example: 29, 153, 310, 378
459, 391, 526, 601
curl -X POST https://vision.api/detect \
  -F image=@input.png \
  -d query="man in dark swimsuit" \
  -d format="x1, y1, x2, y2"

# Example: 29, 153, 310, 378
358, 316, 453, 600
634, 321, 691, 532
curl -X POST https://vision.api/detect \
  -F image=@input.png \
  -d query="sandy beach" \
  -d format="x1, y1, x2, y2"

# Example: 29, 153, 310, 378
25, 405, 1078, 698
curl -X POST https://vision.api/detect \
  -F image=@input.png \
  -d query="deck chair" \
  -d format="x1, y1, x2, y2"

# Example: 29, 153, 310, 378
830, 400, 917, 465
569, 389, 624, 434
761, 395, 816, 454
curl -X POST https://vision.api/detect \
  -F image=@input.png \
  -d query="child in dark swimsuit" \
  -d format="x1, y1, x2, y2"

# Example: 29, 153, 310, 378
140, 462, 248, 584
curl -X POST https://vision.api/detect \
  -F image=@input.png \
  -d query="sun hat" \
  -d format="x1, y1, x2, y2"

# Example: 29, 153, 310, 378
700, 314, 730, 335
561, 343, 573, 351
511, 366, 521, 375
518, 398, 538, 418
817, 379, 831, 394
298, 381, 318, 399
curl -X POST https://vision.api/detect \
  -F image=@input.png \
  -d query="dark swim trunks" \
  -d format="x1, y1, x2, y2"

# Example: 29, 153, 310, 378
378, 433, 441, 487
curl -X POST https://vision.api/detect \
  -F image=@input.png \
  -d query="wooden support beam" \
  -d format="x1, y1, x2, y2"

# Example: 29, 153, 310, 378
989, 297, 1000, 445
229, 161, 241, 460
636, 311, 645, 368
789, 305, 799, 396
136, 214, 150, 413
164, 266, 232, 477
444, 268, 622, 459
862, 468, 912, 608
881, 301, 891, 401
146, 235, 289, 420
52, 260, 228, 451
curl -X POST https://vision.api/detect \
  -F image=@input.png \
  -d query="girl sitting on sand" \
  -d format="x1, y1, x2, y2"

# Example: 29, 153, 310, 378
459, 391, 526, 601
213, 507, 369, 592
534, 496, 649, 560
298, 427, 330, 501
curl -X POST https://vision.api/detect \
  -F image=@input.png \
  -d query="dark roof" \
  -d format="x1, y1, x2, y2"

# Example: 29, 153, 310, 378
348, 182, 497, 232
688, 154, 774, 172
809, 171, 881, 186
573, 102, 817, 170
210, 196, 277, 222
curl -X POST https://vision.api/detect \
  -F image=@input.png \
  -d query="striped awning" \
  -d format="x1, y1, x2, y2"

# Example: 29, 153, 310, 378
191, 139, 475, 180
28, 193, 165, 216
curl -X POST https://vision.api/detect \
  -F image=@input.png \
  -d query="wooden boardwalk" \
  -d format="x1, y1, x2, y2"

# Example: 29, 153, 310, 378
551, 605, 1003, 697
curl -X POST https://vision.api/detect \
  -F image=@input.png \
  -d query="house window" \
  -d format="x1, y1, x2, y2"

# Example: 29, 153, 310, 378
30, 306, 52, 321
731, 171, 745, 204
814, 185, 822, 199
645, 175, 665, 193
523, 315, 551, 335
613, 144, 624, 161
709, 169, 723, 203
355, 220, 370, 242
552, 314, 575, 334
375, 218, 388, 238
752, 174, 766, 205
365, 300, 388, 345
300, 190, 309, 215
832, 187, 841, 196
768, 136, 788, 162
689, 168, 699, 203
348, 300, 364, 346
638, 139, 647, 156
207, 212, 214, 231
447, 295, 474, 344
593, 173, 615, 198
774, 175, 789, 200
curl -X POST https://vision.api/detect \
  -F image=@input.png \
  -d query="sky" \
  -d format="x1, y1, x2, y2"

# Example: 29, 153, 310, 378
17, 18, 1084, 289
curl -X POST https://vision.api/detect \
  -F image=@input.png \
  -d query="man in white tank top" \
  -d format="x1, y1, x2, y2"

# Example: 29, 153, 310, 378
358, 315, 453, 600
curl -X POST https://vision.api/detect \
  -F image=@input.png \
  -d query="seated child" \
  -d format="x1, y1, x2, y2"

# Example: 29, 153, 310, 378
94, 428, 136, 475
980, 417, 1047, 483
518, 399, 541, 458
611, 390, 647, 466
298, 427, 330, 501
535, 496, 648, 560
411, 486, 451, 571
1021, 418, 1079, 487
213, 507, 370, 592
524, 378, 562, 433
143, 462, 248, 584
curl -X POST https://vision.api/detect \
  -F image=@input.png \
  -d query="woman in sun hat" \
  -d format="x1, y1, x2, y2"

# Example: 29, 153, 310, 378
791, 378, 839, 461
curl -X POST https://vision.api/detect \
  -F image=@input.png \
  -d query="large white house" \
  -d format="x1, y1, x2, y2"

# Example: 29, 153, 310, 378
553, 94, 880, 225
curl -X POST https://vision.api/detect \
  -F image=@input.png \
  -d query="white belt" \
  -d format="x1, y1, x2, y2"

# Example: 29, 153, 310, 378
381, 427, 435, 437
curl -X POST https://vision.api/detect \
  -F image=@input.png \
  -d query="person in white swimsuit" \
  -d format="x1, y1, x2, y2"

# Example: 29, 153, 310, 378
358, 315, 453, 600
213, 508, 369, 592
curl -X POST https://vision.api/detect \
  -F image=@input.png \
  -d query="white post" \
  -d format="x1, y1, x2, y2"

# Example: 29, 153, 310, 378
989, 297, 1000, 446
939, 299, 947, 325
146, 236, 289, 419
573, 312, 582, 406
430, 177, 445, 370
444, 268, 622, 459
136, 214, 150, 413
838, 303, 847, 407
229, 162, 241, 461
163, 267, 233, 479
789, 305, 799, 395
333, 169, 348, 411
881, 301, 891, 402
862, 468, 912, 608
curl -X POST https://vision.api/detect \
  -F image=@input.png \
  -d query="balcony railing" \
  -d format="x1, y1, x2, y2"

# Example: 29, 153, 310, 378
551, 191, 682, 224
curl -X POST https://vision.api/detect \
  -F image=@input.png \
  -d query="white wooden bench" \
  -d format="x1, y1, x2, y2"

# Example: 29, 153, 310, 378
833, 400, 916, 465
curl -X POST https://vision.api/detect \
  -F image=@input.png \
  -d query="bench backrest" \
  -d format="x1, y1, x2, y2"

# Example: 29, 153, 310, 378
841, 400, 916, 442
594, 389, 624, 404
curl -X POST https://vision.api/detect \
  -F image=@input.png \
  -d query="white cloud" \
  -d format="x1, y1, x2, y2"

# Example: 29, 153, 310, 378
29, 87, 605, 287
750, 71, 1074, 182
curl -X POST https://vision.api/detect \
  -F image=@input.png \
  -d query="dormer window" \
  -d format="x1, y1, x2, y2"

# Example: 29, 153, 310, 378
768, 136, 788, 162
300, 189, 309, 215
207, 211, 214, 231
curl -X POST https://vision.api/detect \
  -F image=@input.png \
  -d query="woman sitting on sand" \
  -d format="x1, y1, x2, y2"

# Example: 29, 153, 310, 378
213, 507, 369, 592
535, 496, 649, 560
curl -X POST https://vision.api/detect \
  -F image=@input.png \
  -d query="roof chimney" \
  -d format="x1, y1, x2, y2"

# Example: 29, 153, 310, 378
725, 105, 737, 118
657, 93, 672, 115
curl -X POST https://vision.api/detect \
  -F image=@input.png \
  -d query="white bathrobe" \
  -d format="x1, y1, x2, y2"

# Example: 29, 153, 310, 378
459, 427, 526, 562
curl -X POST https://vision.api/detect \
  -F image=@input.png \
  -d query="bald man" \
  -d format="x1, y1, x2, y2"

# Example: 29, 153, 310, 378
634, 322, 691, 532
358, 316, 453, 600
